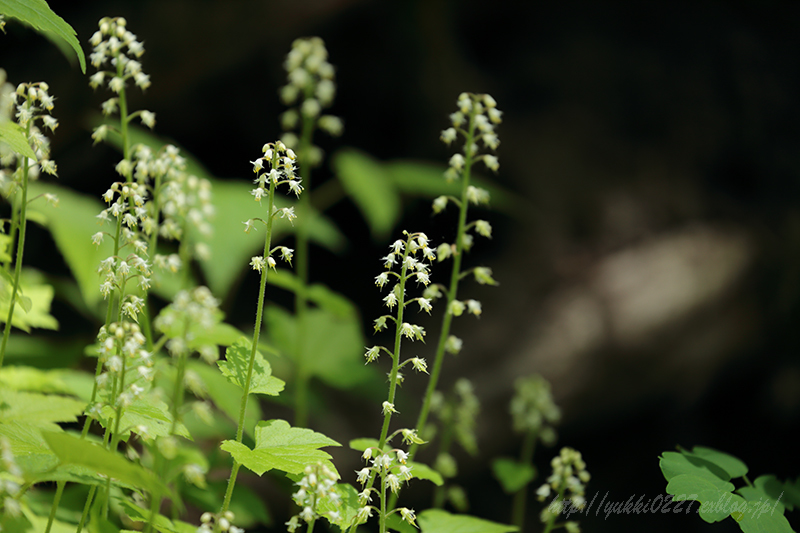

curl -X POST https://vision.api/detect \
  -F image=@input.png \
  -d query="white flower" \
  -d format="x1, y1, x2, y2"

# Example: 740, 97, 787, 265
250, 256, 265, 272
382, 401, 397, 415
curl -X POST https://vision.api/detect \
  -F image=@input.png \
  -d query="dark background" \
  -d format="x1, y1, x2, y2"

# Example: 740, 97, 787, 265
2, 1, 800, 532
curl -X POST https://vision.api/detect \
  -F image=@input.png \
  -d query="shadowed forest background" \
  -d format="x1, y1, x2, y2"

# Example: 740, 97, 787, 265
2, 1, 799, 531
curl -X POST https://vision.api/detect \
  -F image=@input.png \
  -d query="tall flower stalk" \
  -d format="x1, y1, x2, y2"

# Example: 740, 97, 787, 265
410, 92, 502, 460
349, 231, 434, 533
279, 37, 342, 427
216, 141, 301, 527
0, 81, 58, 367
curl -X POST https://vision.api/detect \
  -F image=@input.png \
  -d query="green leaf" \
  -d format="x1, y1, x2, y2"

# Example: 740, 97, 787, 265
264, 306, 374, 389
28, 182, 114, 311
315, 482, 361, 531
349, 438, 382, 453
735, 501, 795, 533
118, 499, 196, 533
186, 359, 262, 439
667, 474, 738, 523
0, 366, 94, 401
418, 509, 518, 533
0, 121, 37, 159
384, 159, 525, 216
220, 419, 339, 476
0, 269, 58, 332
98, 396, 192, 440
0, 0, 86, 72
217, 337, 284, 396
267, 270, 357, 318
405, 461, 444, 487
332, 148, 401, 240
686, 446, 748, 479
0, 420, 59, 475
42, 431, 169, 496
0, 389, 85, 426
660, 450, 732, 484
491, 457, 535, 494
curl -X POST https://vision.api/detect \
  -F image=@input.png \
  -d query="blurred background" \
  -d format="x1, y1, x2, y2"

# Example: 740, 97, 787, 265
2, 0, 800, 531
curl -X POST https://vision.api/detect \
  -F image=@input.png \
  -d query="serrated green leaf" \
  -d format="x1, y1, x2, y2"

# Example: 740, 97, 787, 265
0, 0, 86, 72
264, 306, 374, 389
0, 121, 37, 159
186, 359, 261, 439
405, 461, 444, 487
687, 446, 748, 479
667, 474, 738, 523
217, 337, 284, 396
491, 457, 535, 494
0, 389, 85, 426
220, 419, 339, 476
418, 509, 518, 533
332, 148, 401, 240
0, 420, 59, 476
42, 431, 169, 496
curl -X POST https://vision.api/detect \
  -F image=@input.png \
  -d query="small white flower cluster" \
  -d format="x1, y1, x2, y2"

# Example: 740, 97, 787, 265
537, 447, 591, 532
510, 374, 561, 443
280, 37, 342, 167
353, 447, 417, 528
285, 462, 342, 532
372, 232, 436, 340
1, 437, 23, 518
0, 78, 58, 194
247, 140, 303, 204
88, 17, 153, 122
432, 378, 481, 461
131, 143, 215, 264
93, 321, 153, 413
153, 286, 222, 363
440, 92, 501, 181
197, 511, 243, 533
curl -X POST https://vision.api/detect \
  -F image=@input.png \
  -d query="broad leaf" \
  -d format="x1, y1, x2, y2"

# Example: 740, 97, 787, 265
667, 474, 738, 523
186, 359, 261, 439
43, 431, 169, 496
0, 366, 93, 401
332, 148, 400, 241
217, 337, 284, 396
315, 482, 361, 531
418, 509, 518, 533
0, 269, 58, 332
0, 121, 36, 159
220, 419, 339, 476
685, 446, 748, 479
405, 461, 444, 487
264, 306, 374, 389
0, 0, 86, 72
98, 396, 191, 440
28, 182, 114, 311
660, 450, 733, 484
492, 457, 536, 494
0, 389, 85, 426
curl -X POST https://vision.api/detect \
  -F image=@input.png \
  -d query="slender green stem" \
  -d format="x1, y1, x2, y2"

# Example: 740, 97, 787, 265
44, 481, 65, 533
0, 112, 31, 368
409, 112, 478, 458
293, 107, 315, 428
379, 470, 388, 533
218, 163, 278, 525
378, 243, 410, 451
512, 428, 538, 529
